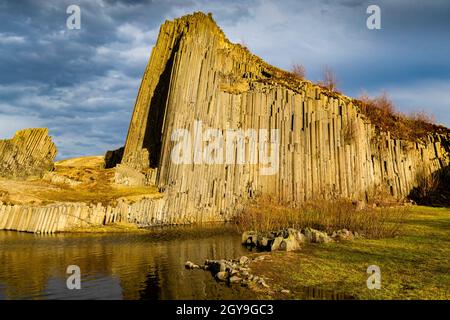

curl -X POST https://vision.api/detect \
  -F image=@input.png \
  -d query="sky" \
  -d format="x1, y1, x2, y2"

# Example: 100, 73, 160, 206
0, 0, 449, 159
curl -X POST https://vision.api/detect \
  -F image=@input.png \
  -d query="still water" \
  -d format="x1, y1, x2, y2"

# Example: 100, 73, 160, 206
0, 225, 256, 300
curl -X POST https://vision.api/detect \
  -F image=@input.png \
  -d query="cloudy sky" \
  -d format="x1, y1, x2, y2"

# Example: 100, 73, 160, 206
1, 0, 449, 159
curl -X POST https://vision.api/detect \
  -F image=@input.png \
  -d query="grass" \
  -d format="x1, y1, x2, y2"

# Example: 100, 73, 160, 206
234, 197, 409, 239
249, 206, 450, 300
34, 184, 160, 206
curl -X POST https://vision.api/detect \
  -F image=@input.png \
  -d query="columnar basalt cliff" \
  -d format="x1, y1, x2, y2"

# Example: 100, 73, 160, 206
0, 128, 57, 178
1, 12, 449, 234
119, 12, 450, 224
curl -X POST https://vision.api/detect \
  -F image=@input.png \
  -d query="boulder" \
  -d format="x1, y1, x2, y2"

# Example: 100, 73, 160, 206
239, 256, 250, 266
331, 229, 355, 241
184, 261, 200, 269
242, 231, 258, 245
287, 228, 306, 243
303, 227, 332, 243
270, 236, 284, 251
257, 235, 270, 248
303, 228, 313, 242
215, 271, 228, 282
229, 275, 242, 284
279, 235, 301, 252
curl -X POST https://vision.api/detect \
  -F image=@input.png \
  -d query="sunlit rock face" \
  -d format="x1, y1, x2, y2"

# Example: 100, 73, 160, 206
0, 128, 57, 179
123, 12, 449, 223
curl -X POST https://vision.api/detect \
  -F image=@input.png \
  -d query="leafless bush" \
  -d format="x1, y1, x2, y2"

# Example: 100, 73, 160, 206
320, 65, 338, 91
291, 64, 306, 79
415, 166, 440, 199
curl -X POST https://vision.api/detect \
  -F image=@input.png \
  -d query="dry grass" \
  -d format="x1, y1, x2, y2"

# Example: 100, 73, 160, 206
410, 165, 450, 207
0, 156, 161, 206
355, 92, 446, 141
234, 196, 410, 239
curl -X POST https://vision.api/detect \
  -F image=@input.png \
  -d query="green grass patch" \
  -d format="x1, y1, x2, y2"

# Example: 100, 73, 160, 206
251, 206, 450, 300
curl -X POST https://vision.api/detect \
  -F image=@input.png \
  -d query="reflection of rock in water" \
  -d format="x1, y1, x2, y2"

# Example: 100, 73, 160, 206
0, 226, 253, 300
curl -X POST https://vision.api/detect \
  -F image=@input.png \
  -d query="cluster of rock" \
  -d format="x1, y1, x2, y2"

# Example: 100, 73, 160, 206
242, 227, 359, 252
42, 172, 82, 187
185, 256, 270, 288
0, 128, 57, 179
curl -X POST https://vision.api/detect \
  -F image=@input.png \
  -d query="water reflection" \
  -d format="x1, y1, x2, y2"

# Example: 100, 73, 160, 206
0, 225, 254, 300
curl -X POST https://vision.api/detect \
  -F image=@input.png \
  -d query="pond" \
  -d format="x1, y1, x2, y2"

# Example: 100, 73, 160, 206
0, 225, 255, 300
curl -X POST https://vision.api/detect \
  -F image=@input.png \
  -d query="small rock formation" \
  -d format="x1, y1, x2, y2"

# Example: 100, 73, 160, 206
242, 228, 343, 251
0, 128, 57, 179
185, 256, 270, 288
331, 229, 357, 241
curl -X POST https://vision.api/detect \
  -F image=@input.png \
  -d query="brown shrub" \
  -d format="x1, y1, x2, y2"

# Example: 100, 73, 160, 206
355, 92, 440, 141
320, 65, 338, 92
291, 64, 306, 79
234, 196, 409, 239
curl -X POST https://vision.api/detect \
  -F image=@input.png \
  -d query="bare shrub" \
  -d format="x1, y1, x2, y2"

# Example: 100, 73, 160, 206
234, 196, 409, 239
415, 166, 440, 199
320, 65, 338, 91
291, 64, 306, 79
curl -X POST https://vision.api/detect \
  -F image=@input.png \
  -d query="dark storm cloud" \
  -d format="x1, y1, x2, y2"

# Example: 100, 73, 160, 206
0, 0, 449, 159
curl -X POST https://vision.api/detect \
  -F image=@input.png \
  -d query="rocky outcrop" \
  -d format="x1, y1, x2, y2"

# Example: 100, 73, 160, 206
0, 197, 166, 234
105, 146, 124, 169
242, 228, 337, 252
0, 128, 57, 179
116, 12, 450, 225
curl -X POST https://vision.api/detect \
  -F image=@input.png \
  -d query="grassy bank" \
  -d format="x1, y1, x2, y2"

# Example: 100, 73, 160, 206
249, 206, 450, 300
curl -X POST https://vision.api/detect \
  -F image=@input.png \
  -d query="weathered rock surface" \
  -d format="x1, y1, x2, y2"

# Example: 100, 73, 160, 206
113, 12, 450, 225
0, 128, 57, 179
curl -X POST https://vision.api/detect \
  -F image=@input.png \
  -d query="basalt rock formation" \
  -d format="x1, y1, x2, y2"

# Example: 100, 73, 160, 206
115, 12, 450, 224
0, 128, 57, 179
2, 12, 449, 234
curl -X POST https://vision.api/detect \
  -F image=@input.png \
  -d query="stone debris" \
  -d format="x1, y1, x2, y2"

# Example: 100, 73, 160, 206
186, 256, 270, 288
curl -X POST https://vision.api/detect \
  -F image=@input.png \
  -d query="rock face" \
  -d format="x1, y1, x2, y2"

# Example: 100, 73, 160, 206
0, 197, 165, 233
117, 12, 450, 224
0, 128, 57, 179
